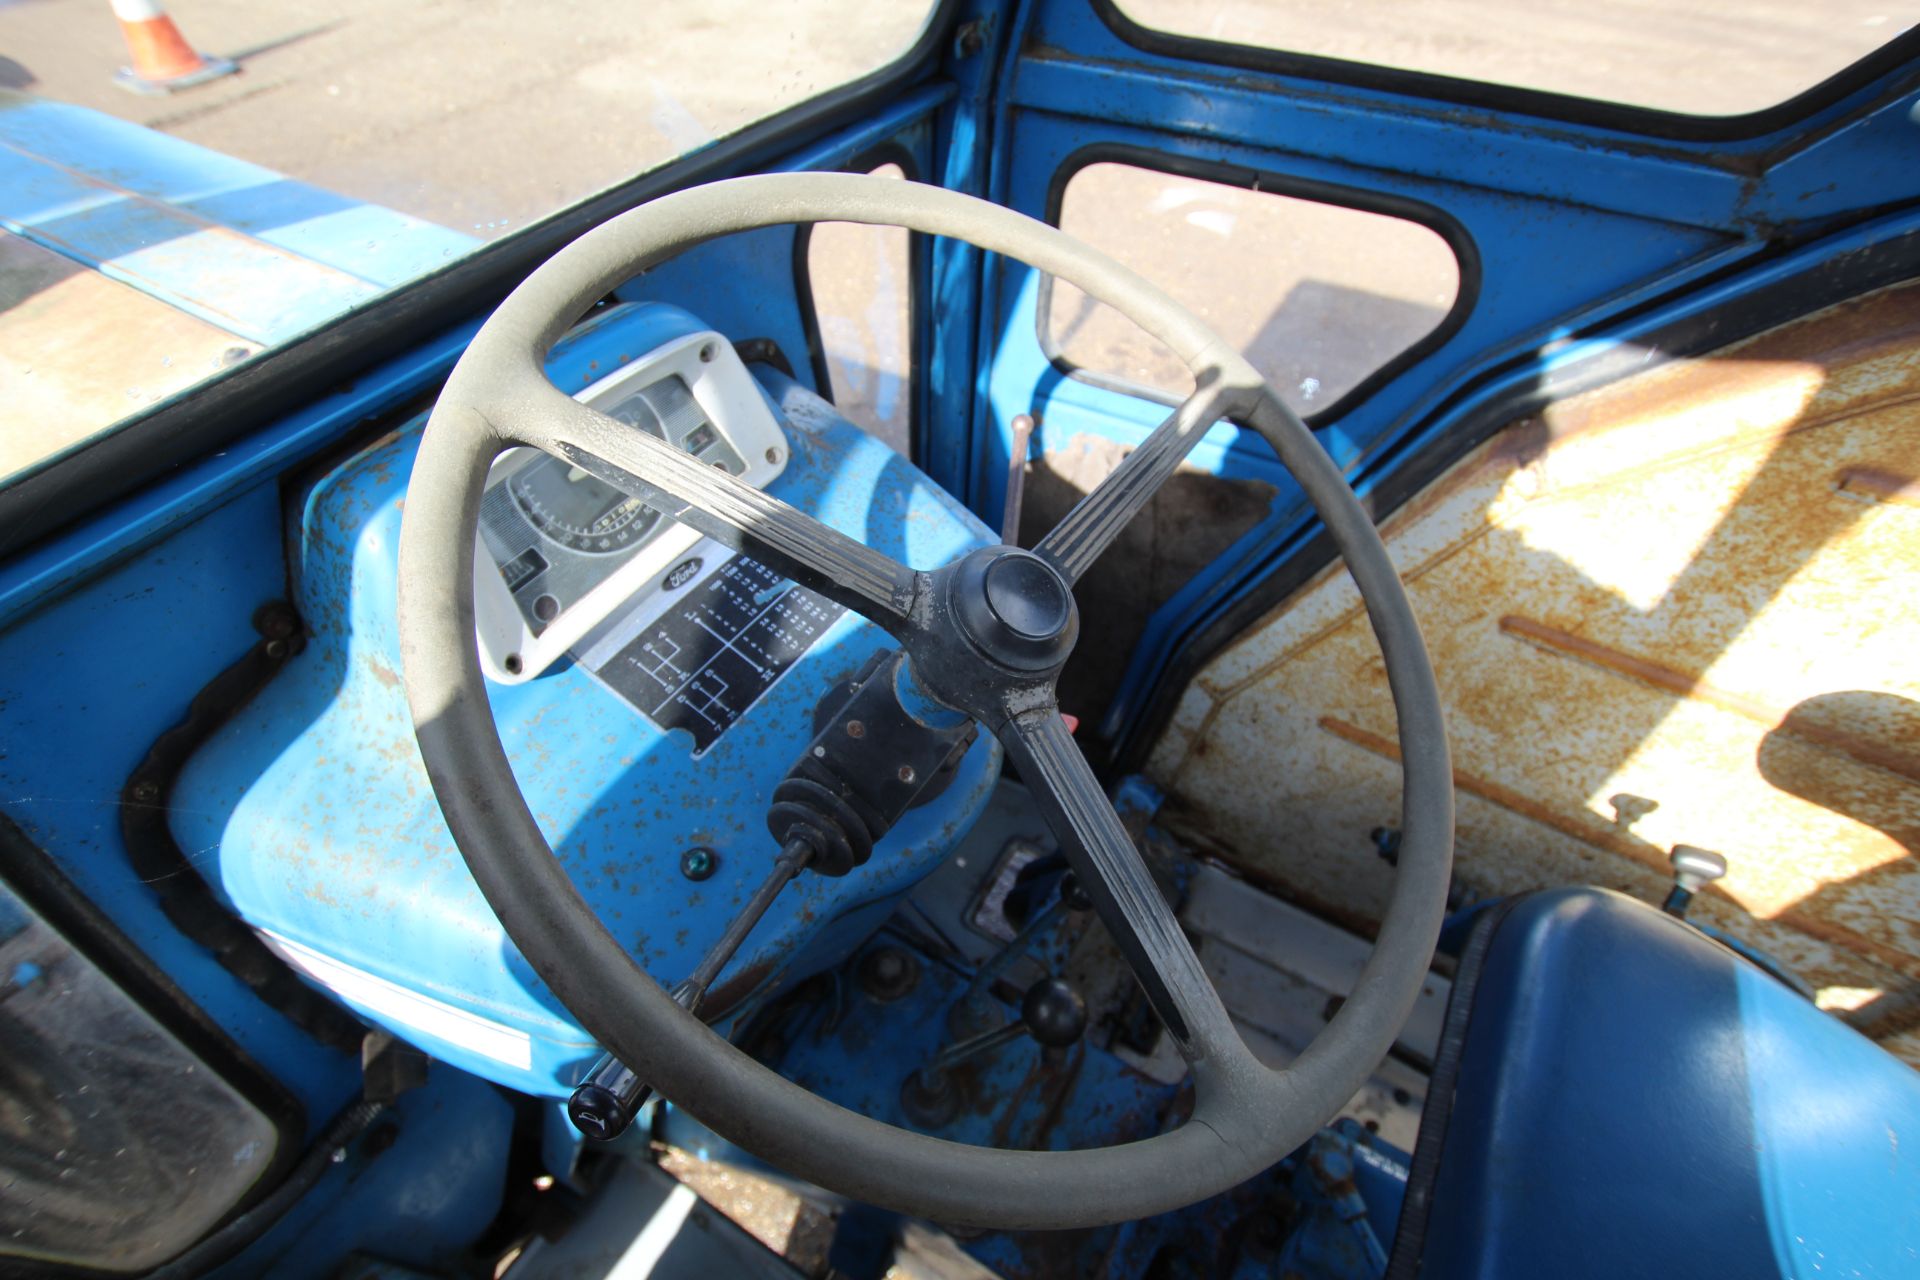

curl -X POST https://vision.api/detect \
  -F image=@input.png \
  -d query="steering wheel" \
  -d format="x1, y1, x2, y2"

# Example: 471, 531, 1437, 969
397, 173, 1453, 1230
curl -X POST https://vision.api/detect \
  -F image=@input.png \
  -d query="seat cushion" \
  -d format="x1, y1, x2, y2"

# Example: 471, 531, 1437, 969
1406, 888, 1920, 1279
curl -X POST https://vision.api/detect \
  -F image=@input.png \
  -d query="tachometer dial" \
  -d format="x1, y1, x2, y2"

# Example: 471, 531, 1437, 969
508, 455, 659, 553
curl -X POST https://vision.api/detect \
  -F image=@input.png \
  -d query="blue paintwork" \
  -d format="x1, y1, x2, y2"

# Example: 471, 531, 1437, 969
208, 1069, 514, 1280
0, 88, 955, 1137
1422, 888, 1920, 1278
1268, 1122, 1397, 1280
168, 303, 1003, 1098
959, 2, 1920, 754
3, 3, 1920, 1275
0, 94, 475, 344
920, 0, 1008, 492
0, 475, 363, 1129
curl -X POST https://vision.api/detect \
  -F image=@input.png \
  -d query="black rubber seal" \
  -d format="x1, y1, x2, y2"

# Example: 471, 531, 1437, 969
1384, 895, 1524, 1279
120, 601, 365, 1054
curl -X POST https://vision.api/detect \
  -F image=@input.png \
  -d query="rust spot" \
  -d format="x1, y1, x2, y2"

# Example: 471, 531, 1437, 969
1164, 280, 1920, 1064
1838, 467, 1920, 507
1500, 616, 1920, 784
1319, 715, 1920, 982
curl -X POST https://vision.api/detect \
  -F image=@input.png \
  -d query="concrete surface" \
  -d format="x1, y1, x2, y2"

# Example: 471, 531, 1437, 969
3, 0, 1904, 232
0, 0, 932, 235
0, 0, 1909, 459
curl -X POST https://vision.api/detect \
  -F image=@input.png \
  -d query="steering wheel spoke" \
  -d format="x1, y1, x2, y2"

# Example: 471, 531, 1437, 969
508, 381, 921, 630
1033, 377, 1245, 583
994, 704, 1238, 1063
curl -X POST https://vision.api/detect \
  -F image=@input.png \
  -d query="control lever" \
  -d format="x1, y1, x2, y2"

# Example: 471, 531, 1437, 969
901, 977, 1087, 1128
1662, 844, 1728, 919
1001, 413, 1035, 544
952, 869, 1091, 1038
568, 648, 977, 1141
569, 839, 813, 1140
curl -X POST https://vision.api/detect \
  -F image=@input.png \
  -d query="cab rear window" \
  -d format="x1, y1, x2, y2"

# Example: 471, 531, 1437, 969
1111, 0, 1919, 117
1044, 161, 1462, 418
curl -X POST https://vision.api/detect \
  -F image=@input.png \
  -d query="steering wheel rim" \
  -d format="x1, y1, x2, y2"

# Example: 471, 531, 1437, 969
397, 172, 1453, 1230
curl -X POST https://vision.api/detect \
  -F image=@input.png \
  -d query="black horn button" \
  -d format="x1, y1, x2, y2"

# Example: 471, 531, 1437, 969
950, 547, 1078, 671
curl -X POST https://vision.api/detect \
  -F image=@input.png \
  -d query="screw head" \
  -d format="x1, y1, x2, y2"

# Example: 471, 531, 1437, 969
857, 945, 921, 1002
680, 847, 718, 881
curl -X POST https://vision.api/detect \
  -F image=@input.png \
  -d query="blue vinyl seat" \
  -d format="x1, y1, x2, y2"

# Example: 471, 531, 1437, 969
1397, 888, 1920, 1279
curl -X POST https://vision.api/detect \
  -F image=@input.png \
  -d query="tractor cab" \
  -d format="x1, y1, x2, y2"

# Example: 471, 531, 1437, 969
2, 3, 1918, 1277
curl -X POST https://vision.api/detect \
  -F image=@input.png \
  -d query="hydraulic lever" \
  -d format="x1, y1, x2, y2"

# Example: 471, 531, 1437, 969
901, 975, 1088, 1128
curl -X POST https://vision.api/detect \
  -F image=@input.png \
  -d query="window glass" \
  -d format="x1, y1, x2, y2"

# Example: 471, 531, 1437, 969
1114, 0, 1918, 117
0, 1, 938, 486
808, 163, 913, 455
1045, 163, 1460, 416
0, 881, 279, 1272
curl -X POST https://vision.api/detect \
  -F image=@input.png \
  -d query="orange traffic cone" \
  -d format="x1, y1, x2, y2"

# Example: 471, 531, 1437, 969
111, 0, 237, 95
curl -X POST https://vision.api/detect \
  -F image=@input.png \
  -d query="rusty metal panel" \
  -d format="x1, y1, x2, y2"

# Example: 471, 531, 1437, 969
1150, 282, 1920, 1062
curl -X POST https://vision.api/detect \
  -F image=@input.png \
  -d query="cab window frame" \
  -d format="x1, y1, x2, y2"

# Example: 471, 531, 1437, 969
1036, 144, 1481, 428
1091, 0, 1920, 144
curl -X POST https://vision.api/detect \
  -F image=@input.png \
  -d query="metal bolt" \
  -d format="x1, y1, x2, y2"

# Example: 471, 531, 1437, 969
845, 720, 866, 739
765, 447, 780, 464
264, 639, 288, 659
680, 847, 718, 881
698, 343, 715, 363
254, 604, 299, 639
859, 946, 921, 1002
897, 764, 916, 784
1370, 826, 1401, 865
953, 17, 987, 57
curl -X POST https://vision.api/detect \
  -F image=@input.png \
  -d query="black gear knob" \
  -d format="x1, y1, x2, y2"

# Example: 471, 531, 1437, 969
1022, 977, 1088, 1049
